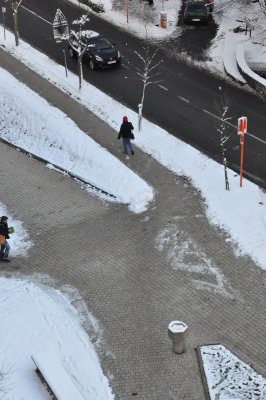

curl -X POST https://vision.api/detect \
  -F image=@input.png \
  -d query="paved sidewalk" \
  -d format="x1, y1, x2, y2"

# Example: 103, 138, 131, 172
0, 49, 265, 400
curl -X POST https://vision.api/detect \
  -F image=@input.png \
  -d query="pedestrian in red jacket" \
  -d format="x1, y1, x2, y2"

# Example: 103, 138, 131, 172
118, 116, 135, 155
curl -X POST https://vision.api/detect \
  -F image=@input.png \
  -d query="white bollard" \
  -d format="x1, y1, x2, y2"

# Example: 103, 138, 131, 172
168, 321, 188, 354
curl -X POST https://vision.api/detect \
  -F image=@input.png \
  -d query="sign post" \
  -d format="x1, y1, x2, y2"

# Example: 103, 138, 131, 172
2, 7, 6, 40
53, 9, 69, 43
237, 116, 247, 188
63, 49, 68, 77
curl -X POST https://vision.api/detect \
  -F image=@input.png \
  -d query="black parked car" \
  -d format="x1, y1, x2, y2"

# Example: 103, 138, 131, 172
68, 30, 122, 70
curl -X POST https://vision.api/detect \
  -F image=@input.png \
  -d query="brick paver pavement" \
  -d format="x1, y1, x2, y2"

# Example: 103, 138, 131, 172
0, 49, 265, 399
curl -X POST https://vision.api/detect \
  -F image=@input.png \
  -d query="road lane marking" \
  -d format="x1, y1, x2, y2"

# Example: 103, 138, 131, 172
245, 131, 266, 144
178, 96, 189, 103
11, 4, 266, 147
203, 109, 266, 145
21, 5, 53, 26
158, 84, 168, 91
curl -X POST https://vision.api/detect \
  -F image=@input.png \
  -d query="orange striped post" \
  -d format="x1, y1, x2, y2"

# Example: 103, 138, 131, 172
237, 117, 247, 188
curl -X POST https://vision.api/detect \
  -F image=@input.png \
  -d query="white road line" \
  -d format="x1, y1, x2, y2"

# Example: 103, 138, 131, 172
21, 5, 53, 26
13, 4, 266, 147
178, 96, 189, 103
203, 109, 266, 145
158, 84, 168, 91
245, 131, 266, 144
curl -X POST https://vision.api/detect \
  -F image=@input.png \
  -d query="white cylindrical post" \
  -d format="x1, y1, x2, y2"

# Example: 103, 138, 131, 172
168, 321, 188, 354
138, 103, 143, 131
2, 9, 6, 40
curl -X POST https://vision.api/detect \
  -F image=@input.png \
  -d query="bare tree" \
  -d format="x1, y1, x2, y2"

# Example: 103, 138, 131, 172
215, 91, 232, 191
68, 14, 90, 90
134, 35, 163, 131
53, 10, 90, 90
12, 0, 23, 46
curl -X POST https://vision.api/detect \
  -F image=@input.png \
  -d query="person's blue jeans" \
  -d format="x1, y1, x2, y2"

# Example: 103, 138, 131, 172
123, 138, 133, 154
0, 240, 10, 259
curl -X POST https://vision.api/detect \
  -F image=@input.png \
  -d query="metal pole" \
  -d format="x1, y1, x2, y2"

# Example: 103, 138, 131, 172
3, 11, 6, 40
240, 134, 244, 187
126, 0, 128, 23
63, 49, 68, 77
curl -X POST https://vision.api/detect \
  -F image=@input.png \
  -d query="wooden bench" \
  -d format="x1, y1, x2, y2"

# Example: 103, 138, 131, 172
31, 352, 84, 400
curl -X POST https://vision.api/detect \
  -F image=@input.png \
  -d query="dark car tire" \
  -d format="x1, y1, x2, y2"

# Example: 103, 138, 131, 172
89, 59, 96, 70
69, 48, 75, 59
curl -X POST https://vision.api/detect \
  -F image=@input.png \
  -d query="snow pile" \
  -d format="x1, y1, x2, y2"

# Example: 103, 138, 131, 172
237, 43, 266, 87
223, 31, 246, 84
0, 66, 154, 214
208, 0, 266, 85
201, 344, 266, 399
0, 277, 114, 399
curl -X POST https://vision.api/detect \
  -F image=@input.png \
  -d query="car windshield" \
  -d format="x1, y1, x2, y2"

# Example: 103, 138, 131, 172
88, 38, 112, 50
187, 3, 205, 10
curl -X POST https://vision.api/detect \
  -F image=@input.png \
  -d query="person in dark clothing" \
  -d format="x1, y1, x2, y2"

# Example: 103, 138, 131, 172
118, 116, 135, 155
0, 216, 11, 262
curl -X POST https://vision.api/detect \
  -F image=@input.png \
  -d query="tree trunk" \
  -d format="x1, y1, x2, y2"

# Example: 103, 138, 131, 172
78, 55, 83, 90
13, 9, 19, 46
221, 123, 229, 191
139, 77, 147, 131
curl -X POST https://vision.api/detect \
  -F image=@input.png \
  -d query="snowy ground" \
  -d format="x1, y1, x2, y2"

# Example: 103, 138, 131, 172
0, 9, 266, 399
0, 276, 114, 399
0, 66, 153, 214
207, 0, 266, 80
67, 0, 182, 39
200, 344, 266, 399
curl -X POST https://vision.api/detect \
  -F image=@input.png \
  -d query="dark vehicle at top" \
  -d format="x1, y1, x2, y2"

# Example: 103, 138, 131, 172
68, 30, 122, 70
186, 0, 213, 11
184, 1, 210, 24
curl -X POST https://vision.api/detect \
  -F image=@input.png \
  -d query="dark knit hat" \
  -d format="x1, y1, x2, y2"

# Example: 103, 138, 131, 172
1, 216, 8, 222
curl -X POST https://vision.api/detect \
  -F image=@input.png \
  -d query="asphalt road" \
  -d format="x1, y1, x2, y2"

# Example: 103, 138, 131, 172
1, 0, 266, 186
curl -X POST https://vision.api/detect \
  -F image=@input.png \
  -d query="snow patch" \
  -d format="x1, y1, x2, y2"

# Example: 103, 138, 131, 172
0, 277, 114, 400
201, 344, 266, 399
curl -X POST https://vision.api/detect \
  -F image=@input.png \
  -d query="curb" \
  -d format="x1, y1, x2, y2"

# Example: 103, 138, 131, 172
223, 34, 246, 86
236, 43, 266, 98
223, 64, 246, 86
0, 137, 116, 199
195, 344, 215, 400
